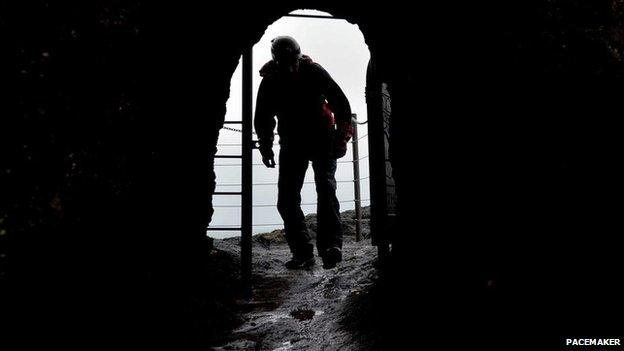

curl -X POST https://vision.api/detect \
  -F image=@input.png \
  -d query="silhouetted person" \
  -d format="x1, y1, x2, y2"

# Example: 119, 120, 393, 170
255, 36, 353, 269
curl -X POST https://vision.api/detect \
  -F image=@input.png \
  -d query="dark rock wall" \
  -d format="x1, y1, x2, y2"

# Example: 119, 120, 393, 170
1, 0, 622, 348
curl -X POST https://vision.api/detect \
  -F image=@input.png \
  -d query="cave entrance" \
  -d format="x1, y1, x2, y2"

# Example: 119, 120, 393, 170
211, 9, 377, 294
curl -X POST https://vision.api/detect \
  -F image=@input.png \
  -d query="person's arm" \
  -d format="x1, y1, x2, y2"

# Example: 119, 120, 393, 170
314, 63, 353, 157
254, 78, 277, 167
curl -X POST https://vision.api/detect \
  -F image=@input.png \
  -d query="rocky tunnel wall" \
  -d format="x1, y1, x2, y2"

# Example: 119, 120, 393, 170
1, 0, 623, 347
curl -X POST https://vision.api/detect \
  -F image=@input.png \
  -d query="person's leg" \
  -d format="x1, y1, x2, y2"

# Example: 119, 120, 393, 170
311, 156, 343, 260
277, 148, 314, 261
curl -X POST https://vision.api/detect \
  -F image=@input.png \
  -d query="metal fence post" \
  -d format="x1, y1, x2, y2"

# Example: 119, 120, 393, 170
241, 48, 253, 297
352, 114, 362, 242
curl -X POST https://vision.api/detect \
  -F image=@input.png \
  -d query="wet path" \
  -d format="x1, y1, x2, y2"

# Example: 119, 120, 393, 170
212, 237, 378, 350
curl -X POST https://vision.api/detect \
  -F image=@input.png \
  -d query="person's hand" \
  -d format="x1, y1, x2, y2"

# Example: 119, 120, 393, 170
260, 146, 275, 168
331, 140, 348, 159
262, 155, 276, 168
330, 121, 353, 159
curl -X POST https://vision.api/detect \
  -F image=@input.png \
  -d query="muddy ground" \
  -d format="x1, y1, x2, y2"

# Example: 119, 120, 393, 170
209, 209, 385, 350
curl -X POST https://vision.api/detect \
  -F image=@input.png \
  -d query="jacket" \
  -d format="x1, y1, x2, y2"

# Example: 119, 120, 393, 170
254, 55, 352, 155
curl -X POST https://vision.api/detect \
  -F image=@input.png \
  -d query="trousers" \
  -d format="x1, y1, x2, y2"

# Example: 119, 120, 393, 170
277, 146, 343, 259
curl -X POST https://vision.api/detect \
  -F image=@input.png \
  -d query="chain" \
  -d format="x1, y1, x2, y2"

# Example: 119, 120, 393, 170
221, 125, 257, 135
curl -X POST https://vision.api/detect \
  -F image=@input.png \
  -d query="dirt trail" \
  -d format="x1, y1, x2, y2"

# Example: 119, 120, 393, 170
211, 236, 378, 351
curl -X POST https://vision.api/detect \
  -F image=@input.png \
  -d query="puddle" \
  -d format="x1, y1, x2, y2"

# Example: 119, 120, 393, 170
289, 308, 315, 321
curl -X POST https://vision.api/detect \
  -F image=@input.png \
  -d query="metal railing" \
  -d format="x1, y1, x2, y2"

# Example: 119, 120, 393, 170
210, 114, 369, 242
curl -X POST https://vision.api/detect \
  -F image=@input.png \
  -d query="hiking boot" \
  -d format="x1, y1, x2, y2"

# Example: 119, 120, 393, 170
285, 256, 315, 270
321, 247, 342, 269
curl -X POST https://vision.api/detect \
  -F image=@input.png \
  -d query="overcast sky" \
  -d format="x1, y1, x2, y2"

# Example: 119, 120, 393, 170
210, 9, 371, 238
